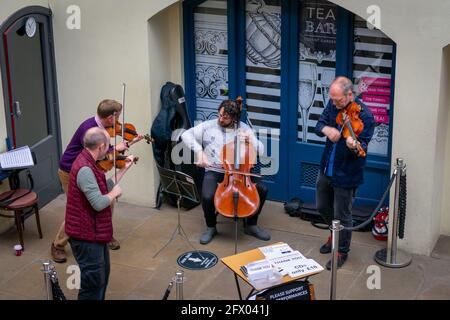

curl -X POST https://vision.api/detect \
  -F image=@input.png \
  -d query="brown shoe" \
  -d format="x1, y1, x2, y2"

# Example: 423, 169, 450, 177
108, 238, 120, 250
51, 243, 67, 263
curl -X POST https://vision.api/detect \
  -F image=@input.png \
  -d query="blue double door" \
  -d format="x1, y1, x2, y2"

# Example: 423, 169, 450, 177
185, 0, 394, 206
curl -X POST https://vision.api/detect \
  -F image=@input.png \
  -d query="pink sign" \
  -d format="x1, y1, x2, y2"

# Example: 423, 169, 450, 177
368, 106, 388, 115
361, 77, 391, 87
364, 86, 391, 96
362, 94, 391, 105
374, 114, 390, 124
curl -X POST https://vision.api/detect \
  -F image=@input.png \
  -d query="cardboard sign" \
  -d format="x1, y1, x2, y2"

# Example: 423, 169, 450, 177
255, 280, 314, 300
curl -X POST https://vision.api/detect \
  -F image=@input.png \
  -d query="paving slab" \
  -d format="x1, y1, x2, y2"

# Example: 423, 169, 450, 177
0, 198, 449, 300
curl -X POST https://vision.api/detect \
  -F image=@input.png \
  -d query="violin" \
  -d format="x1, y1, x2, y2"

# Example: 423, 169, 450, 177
335, 101, 366, 157
106, 121, 153, 144
214, 97, 260, 219
97, 151, 139, 172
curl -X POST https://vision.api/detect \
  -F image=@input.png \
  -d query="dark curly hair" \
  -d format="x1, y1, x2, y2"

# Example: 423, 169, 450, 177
218, 99, 241, 122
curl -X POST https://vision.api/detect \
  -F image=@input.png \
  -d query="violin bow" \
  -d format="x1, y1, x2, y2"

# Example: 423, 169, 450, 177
114, 83, 127, 202
121, 83, 126, 143
113, 111, 117, 185
206, 165, 262, 178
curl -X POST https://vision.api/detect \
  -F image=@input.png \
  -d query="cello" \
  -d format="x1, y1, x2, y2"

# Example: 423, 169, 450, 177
214, 97, 260, 219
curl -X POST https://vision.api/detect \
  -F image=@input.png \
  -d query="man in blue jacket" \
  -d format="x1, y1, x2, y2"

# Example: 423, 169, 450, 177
315, 76, 375, 270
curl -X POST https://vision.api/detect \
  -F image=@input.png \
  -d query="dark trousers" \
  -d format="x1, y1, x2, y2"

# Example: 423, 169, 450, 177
69, 238, 110, 300
202, 171, 268, 228
316, 174, 356, 254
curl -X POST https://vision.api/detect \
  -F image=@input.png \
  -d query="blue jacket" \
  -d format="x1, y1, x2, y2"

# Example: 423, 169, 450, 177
315, 98, 375, 188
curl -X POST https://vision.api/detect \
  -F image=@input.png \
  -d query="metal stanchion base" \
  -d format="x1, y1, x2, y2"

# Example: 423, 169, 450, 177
374, 248, 412, 268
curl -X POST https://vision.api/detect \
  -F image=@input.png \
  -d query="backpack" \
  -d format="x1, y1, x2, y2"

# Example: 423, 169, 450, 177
283, 198, 303, 217
372, 206, 389, 241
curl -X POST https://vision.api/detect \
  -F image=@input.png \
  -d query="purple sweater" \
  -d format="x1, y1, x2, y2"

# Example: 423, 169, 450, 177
59, 117, 98, 173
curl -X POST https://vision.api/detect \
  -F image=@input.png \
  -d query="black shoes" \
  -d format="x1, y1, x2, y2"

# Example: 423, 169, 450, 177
320, 235, 348, 270
326, 253, 348, 270
320, 235, 332, 254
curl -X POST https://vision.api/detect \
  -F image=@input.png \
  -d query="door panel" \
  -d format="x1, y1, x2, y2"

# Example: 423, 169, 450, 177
194, 0, 229, 121
1, 9, 61, 207
7, 20, 49, 147
245, 0, 287, 200
350, 15, 394, 206
289, 0, 337, 203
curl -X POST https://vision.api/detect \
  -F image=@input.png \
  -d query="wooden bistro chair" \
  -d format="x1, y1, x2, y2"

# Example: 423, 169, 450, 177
0, 188, 42, 250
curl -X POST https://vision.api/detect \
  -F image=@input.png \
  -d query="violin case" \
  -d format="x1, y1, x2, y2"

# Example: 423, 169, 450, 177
151, 82, 203, 209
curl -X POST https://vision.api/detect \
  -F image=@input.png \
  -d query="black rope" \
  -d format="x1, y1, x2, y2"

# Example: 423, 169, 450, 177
51, 281, 66, 301
398, 173, 407, 239
162, 281, 173, 300
343, 171, 397, 231
50, 267, 66, 300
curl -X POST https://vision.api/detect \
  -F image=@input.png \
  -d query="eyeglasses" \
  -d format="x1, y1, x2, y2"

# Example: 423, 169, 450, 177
331, 92, 350, 105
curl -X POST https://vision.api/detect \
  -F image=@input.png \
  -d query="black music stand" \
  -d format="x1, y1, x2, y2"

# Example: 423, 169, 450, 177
153, 165, 203, 259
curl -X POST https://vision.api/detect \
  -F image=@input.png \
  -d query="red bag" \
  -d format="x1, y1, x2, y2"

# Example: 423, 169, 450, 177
372, 207, 389, 241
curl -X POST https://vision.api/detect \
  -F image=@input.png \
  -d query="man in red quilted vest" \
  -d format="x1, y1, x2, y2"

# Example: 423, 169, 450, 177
65, 127, 134, 300
52, 99, 143, 263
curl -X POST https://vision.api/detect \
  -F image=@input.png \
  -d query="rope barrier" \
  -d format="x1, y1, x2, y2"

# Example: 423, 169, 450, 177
162, 281, 173, 300
309, 170, 398, 232
374, 158, 411, 268
342, 171, 397, 231
50, 266, 66, 300
40, 260, 66, 300
398, 174, 407, 239
329, 158, 411, 300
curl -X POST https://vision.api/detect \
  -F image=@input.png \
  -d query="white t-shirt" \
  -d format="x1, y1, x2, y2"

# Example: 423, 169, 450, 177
181, 120, 264, 169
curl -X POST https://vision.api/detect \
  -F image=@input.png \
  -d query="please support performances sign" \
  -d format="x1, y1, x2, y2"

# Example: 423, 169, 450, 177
255, 280, 313, 300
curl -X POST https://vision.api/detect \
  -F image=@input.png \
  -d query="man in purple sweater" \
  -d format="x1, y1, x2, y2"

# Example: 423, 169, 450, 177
51, 99, 143, 263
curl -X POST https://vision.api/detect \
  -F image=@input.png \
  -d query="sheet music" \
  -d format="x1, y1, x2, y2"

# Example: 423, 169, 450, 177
0, 146, 34, 169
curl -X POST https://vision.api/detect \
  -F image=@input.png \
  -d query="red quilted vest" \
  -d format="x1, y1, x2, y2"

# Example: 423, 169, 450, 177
65, 149, 113, 243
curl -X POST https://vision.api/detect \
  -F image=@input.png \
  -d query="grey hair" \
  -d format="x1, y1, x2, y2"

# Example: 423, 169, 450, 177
331, 76, 353, 95
83, 127, 109, 150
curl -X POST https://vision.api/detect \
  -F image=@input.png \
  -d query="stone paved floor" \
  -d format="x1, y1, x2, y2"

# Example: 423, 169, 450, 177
0, 194, 449, 300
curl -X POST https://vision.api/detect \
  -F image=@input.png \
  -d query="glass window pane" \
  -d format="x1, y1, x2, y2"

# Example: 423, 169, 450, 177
246, 0, 282, 138
194, 0, 229, 121
352, 16, 394, 156
298, 0, 337, 144
8, 22, 49, 147
246, 0, 282, 179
